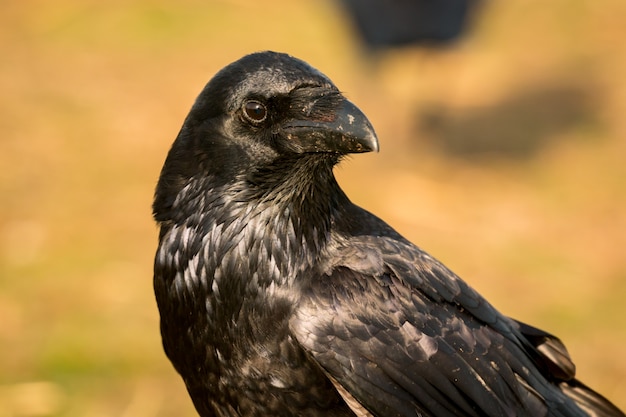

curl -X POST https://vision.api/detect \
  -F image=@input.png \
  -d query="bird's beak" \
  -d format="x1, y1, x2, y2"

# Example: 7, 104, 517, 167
283, 99, 379, 154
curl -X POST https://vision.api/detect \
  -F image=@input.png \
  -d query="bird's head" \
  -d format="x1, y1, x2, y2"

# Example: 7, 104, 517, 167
154, 51, 378, 221
190, 51, 378, 156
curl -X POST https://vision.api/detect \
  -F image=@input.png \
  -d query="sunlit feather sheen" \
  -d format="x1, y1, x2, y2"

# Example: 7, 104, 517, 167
153, 52, 624, 417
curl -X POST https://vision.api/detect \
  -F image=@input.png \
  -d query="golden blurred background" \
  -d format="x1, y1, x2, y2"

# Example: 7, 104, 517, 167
1, 1, 625, 416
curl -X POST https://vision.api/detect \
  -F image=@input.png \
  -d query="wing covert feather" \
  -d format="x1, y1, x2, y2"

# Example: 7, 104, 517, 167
291, 235, 583, 417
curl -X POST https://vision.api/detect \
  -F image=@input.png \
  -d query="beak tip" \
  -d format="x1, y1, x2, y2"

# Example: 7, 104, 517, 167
361, 126, 379, 153
370, 134, 380, 153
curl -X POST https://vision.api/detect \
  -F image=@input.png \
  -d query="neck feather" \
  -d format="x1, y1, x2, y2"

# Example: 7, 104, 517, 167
155, 154, 348, 297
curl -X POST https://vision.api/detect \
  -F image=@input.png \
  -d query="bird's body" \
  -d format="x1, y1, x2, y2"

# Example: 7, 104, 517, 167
153, 51, 624, 417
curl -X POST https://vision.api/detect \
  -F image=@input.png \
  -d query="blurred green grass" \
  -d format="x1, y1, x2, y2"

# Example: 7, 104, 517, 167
1, 0, 625, 415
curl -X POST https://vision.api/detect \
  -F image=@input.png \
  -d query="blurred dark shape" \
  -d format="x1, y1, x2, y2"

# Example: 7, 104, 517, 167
418, 79, 600, 159
339, 0, 482, 48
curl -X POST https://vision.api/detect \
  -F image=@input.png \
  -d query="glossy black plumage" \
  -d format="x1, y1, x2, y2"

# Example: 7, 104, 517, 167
153, 51, 624, 417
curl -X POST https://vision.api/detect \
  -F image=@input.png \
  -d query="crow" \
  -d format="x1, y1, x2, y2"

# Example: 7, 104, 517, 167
153, 51, 624, 417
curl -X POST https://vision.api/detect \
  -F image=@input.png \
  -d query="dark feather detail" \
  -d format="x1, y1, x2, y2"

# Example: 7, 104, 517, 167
515, 320, 576, 381
153, 51, 624, 417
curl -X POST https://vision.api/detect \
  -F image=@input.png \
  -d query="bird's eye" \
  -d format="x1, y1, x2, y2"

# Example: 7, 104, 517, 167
243, 101, 267, 123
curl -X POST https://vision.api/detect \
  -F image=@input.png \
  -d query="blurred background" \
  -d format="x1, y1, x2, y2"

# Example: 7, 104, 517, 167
1, 0, 625, 415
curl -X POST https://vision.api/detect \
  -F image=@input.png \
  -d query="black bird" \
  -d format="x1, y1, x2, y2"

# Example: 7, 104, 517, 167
153, 51, 624, 417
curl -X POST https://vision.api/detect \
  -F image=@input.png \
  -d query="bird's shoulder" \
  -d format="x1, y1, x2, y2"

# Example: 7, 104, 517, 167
322, 205, 506, 329
290, 207, 572, 416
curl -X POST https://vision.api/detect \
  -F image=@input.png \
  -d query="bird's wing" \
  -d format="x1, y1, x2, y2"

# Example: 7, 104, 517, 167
290, 235, 579, 417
